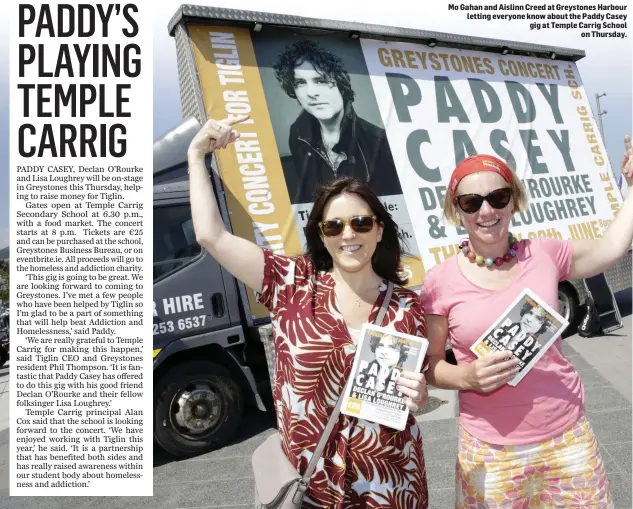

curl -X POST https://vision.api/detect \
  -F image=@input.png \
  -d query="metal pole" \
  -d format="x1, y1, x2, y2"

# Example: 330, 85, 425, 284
595, 92, 606, 139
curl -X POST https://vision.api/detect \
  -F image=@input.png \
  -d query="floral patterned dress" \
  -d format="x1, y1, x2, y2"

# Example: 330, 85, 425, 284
257, 249, 429, 509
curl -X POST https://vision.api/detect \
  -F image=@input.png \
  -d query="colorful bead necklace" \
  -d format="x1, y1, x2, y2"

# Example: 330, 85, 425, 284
460, 232, 519, 267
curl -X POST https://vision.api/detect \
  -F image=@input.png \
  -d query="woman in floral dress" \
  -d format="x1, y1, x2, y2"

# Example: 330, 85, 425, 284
187, 115, 429, 508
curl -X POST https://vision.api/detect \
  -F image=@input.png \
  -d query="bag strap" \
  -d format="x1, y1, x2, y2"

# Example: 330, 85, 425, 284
301, 280, 394, 483
374, 281, 394, 328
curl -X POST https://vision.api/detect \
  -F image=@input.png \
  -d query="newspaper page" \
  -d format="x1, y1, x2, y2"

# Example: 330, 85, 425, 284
341, 324, 428, 430
470, 289, 569, 387
9, 3, 153, 496
0, 0, 630, 505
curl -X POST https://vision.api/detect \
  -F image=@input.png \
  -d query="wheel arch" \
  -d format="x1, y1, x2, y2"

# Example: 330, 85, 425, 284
153, 326, 265, 411
154, 342, 252, 409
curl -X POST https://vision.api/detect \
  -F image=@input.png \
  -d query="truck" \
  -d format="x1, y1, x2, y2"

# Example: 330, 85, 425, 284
152, 5, 631, 457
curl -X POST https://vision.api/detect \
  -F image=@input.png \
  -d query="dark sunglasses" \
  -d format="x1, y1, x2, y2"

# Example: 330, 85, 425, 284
455, 188, 513, 214
319, 215, 377, 237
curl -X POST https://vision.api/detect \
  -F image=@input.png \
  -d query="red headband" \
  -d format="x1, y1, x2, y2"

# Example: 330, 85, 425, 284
448, 154, 513, 197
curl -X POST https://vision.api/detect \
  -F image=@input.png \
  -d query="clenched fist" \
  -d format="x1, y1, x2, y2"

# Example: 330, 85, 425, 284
188, 115, 250, 160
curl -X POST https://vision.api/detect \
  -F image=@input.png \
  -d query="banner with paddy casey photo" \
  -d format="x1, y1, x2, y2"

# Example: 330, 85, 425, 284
186, 23, 622, 319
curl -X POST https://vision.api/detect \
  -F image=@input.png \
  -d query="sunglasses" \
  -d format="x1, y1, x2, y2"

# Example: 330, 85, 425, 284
455, 188, 513, 214
319, 215, 377, 237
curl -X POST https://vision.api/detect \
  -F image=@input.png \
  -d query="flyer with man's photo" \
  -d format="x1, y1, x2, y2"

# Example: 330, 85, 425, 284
341, 324, 428, 430
470, 289, 569, 387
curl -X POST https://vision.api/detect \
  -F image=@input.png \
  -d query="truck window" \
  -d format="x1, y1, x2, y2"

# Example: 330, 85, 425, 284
154, 205, 201, 280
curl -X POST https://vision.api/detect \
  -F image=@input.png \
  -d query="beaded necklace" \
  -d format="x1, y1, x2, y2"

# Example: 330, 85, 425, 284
460, 232, 519, 267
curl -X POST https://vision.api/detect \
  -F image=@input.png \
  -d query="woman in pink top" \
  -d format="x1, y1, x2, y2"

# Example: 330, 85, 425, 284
421, 137, 633, 508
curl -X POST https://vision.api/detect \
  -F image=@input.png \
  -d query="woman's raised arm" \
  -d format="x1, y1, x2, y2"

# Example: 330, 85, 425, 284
569, 135, 633, 280
187, 116, 266, 294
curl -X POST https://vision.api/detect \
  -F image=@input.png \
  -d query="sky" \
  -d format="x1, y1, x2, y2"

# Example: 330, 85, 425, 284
0, 0, 631, 251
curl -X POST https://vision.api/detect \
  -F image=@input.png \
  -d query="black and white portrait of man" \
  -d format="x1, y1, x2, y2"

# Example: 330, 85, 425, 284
515, 302, 552, 349
365, 334, 409, 395
269, 39, 403, 204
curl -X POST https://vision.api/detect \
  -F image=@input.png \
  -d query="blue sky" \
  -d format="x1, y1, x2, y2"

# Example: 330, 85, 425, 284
1, 1, 631, 250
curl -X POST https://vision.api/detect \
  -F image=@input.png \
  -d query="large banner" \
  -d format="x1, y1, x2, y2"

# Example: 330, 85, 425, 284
360, 39, 622, 270
188, 25, 622, 319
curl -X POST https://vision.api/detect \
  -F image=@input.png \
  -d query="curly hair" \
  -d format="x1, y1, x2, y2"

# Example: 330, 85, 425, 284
273, 40, 355, 104
519, 302, 550, 336
305, 177, 409, 285
369, 335, 409, 367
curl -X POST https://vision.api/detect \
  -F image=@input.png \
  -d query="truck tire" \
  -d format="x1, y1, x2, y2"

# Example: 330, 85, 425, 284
558, 283, 579, 337
0, 330, 8, 368
154, 360, 244, 458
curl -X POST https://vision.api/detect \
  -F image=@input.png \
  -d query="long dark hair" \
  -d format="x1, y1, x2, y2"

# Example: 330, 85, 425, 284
305, 178, 409, 285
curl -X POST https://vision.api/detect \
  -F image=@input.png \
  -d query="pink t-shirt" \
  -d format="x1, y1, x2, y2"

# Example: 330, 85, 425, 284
420, 238, 584, 445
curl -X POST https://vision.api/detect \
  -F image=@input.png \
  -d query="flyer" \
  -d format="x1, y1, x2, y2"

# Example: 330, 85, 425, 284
341, 323, 428, 430
470, 289, 569, 387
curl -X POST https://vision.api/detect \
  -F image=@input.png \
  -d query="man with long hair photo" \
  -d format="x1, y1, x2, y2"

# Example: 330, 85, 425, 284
367, 334, 409, 395
273, 39, 403, 204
